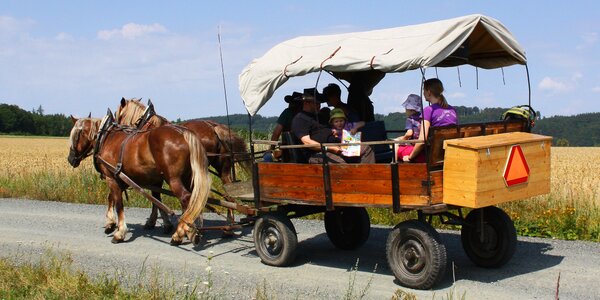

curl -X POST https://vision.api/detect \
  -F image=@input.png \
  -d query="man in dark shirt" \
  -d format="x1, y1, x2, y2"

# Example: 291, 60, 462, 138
291, 88, 375, 164
322, 83, 361, 122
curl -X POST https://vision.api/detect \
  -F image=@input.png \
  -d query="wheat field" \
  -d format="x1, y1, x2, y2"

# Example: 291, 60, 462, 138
1, 136, 599, 241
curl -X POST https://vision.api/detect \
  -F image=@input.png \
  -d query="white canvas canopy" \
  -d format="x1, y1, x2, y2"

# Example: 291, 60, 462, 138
239, 14, 526, 116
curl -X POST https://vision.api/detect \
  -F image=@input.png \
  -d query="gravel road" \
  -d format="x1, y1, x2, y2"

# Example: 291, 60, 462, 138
1, 198, 599, 299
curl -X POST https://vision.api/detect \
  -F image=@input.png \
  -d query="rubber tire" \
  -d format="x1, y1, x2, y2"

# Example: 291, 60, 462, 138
324, 207, 370, 250
461, 206, 517, 268
386, 220, 447, 290
253, 214, 297, 267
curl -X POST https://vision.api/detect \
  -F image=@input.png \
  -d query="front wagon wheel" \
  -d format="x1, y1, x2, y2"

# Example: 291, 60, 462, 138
386, 220, 447, 290
253, 214, 297, 267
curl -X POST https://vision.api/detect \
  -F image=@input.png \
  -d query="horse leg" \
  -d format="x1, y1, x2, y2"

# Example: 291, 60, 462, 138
104, 189, 117, 234
155, 191, 174, 233
168, 180, 193, 245
144, 203, 158, 230
107, 179, 127, 243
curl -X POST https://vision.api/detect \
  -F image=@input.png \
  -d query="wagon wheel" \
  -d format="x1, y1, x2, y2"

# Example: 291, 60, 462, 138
253, 213, 297, 267
386, 220, 447, 290
461, 206, 517, 268
324, 207, 370, 250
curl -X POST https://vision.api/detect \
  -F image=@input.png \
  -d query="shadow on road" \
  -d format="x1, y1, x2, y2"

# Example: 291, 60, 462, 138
292, 226, 564, 290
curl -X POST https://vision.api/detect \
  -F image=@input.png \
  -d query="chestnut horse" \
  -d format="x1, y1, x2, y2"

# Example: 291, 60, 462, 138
68, 112, 211, 244
115, 98, 251, 184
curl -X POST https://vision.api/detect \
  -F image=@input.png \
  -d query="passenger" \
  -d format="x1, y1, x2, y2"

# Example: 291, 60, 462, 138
329, 108, 365, 140
397, 94, 423, 141
400, 78, 458, 163
291, 88, 375, 164
264, 91, 302, 161
322, 83, 361, 122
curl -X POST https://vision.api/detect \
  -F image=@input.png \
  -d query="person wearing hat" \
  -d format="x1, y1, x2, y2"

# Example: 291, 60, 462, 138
329, 108, 365, 141
397, 94, 423, 141
263, 91, 303, 161
322, 83, 361, 122
290, 88, 375, 164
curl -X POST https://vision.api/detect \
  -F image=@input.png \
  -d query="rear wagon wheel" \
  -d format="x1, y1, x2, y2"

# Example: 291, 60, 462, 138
461, 206, 517, 268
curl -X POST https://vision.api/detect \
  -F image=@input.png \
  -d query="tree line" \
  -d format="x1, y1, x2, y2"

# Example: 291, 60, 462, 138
1, 102, 598, 146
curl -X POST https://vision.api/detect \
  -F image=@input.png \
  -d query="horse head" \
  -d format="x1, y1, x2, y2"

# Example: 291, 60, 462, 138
116, 97, 169, 129
68, 115, 101, 168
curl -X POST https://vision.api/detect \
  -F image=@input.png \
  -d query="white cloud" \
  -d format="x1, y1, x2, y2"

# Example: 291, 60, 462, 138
447, 92, 466, 99
55, 32, 73, 41
97, 23, 167, 40
0, 15, 35, 35
576, 32, 598, 50
538, 77, 572, 93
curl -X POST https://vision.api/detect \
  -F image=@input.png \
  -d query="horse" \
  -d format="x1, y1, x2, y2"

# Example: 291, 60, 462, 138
114, 98, 252, 230
67, 112, 211, 245
115, 98, 251, 184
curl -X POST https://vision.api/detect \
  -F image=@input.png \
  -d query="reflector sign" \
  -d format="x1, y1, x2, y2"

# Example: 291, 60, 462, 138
503, 145, 530, 187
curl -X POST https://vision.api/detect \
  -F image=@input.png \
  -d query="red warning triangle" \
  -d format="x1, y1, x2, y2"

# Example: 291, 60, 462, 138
503, 145, 530, 187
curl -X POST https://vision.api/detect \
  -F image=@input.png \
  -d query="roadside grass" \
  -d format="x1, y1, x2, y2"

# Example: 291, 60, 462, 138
1, 136, 598, 242
2, 248, 466, 300
0, 250, 202, 299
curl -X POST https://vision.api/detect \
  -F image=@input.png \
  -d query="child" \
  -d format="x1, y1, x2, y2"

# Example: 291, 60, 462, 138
398, 94, 423, 140
395, 94, 423, 161
329, 108, 365, 140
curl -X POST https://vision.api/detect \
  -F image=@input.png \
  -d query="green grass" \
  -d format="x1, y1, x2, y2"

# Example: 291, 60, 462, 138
0, 248, 217, 299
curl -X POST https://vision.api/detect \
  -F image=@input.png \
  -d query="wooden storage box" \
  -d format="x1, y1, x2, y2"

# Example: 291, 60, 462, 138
442, 132, 552, 208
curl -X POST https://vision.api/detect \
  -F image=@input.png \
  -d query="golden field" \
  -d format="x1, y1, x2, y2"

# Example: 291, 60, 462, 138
0, 136, 599, 241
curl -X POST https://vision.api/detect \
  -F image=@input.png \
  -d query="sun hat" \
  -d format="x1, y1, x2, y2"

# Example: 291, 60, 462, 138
402, 94, 423, 112
301, 88, 326, 103
329, 108, 347, 123
284, 91, 303, 103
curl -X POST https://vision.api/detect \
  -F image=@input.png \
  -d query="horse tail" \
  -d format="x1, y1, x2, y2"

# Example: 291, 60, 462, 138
179, 129, 211, 225
210, 122, 253, 176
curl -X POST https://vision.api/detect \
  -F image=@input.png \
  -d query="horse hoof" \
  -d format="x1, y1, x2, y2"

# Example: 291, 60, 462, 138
192, 233, 202, 246
170, 238, 182, 246
105, 224, 117, 234
143, 223, 156, 230
111, 237, 123, 244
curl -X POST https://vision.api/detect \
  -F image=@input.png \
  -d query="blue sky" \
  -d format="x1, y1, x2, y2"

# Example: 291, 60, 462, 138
1, 1, 599, 121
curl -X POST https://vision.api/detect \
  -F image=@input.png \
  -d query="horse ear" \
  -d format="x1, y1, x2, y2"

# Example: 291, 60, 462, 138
88, 112, 91, 118
70, 115, 78, 124
136, 98, 141, 102
120, 97, 126, 107
147, 99, 153, 106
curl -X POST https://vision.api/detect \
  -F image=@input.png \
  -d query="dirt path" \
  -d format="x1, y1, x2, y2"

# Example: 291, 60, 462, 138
1, 198, 599, 299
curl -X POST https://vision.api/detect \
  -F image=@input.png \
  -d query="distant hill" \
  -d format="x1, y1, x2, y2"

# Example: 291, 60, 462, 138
196, 107, 600, 147
2, 102, 599, 146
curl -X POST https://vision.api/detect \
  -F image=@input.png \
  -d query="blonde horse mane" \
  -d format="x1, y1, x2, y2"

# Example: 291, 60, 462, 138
69, 118, 101, 148
116, 98, 169, 128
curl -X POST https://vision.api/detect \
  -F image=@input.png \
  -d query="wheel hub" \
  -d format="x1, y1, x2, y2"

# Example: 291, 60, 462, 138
400, 240, 426, 273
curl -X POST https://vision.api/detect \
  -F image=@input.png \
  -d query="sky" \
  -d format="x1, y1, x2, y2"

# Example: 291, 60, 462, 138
1, 1, 599, 121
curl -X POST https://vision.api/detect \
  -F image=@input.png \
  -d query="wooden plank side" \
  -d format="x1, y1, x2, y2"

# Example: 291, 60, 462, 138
329, 164, 391, 180
258, 162, 323, 177
430, 170, 444, 204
